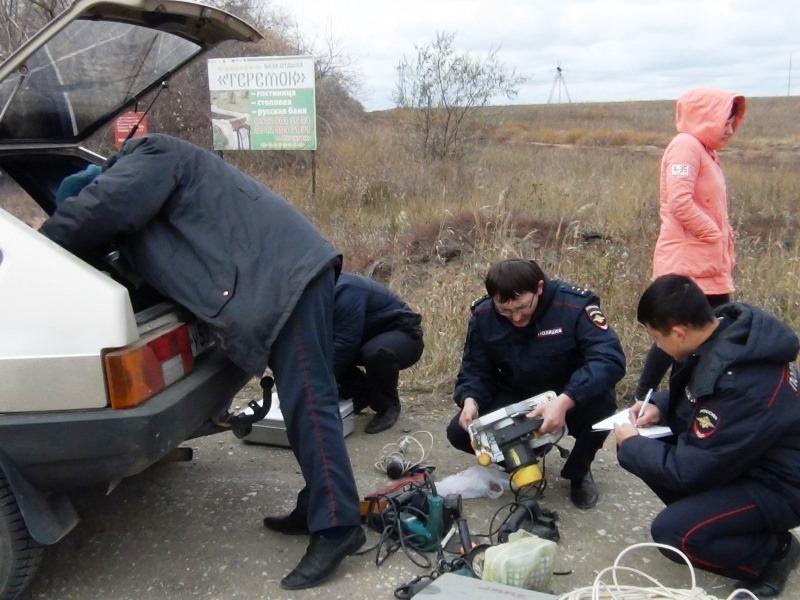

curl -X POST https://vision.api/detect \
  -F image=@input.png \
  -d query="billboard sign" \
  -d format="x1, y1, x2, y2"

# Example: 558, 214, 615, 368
207, 55, 317, 151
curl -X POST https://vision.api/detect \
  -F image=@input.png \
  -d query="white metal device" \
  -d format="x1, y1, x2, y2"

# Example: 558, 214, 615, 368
468, 391, 565, 467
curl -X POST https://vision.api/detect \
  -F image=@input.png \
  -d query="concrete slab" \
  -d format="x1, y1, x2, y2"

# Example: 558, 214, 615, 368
21, 399, 797, 599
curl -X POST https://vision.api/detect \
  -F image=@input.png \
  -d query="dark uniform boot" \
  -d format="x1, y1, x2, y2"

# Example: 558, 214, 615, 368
737, 533, 800, 597
569, 470, 598, 510
364, 404, 400, 434
280, 526, 366, 589
263, 507, 309, 535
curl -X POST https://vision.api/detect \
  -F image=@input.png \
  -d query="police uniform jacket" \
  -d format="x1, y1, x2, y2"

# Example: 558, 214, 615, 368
41, 134, 340, 377
453, 279, 625, 411
333, 273, 422, 377
618, 304, 800, 516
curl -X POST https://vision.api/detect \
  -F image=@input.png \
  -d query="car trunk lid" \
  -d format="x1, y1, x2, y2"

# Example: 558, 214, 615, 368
0, 0, 262, 144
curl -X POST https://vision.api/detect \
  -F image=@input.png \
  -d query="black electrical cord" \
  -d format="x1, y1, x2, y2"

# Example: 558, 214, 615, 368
357, 473, 443, 569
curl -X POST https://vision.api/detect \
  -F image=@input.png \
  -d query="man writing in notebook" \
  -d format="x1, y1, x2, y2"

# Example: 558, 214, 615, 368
615, 274, 800, 597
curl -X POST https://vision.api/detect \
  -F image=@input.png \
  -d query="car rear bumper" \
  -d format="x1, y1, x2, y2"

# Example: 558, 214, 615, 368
0, 350, 249, 492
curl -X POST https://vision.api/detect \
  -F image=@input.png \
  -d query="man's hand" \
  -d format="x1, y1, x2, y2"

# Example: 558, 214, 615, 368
527, 393, 574, 434
614, 422, 639, 445
458, 397, 480, 430
628, 400, 661, 428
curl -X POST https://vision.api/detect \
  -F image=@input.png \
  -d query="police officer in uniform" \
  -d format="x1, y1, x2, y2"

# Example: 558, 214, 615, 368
334, 272, 424, 434
42, 135, 363, 590
616, 275, 800, 597
448, 259, 626, 509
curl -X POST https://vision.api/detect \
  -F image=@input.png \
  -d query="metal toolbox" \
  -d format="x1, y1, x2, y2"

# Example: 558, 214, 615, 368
243, 393, 354, 447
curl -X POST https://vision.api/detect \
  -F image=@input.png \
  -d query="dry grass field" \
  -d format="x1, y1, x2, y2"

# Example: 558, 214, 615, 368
4, 96, 800, 402
260, 96, 800, 399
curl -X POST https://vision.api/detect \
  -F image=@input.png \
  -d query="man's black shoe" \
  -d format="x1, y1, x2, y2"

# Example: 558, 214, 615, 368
737, 533, 800, 597
262, 508, 309, 535
280, 526, 366, 590
364, 405, 400, 434
569, 470, 598, 510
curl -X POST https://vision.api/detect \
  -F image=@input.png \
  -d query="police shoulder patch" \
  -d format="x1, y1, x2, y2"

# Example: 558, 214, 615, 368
585, 304, 608, 330
470, 295, 490, 312
692, 408, 720, 439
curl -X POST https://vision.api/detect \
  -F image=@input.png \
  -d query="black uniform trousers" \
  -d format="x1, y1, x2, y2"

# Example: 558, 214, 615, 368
446, 391, 614, 481
268, 266, 361, 533
338, 330, 424, 414
644, 478, 798, 580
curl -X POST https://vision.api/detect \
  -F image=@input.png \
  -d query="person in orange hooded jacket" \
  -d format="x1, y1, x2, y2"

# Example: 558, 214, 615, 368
634, 89, 745, 401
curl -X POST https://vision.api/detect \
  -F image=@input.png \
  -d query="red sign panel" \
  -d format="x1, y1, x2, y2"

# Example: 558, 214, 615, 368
114, 112, 148, 149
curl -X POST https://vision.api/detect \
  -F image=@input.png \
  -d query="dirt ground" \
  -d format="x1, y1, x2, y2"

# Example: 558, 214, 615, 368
20, 398, 797, 600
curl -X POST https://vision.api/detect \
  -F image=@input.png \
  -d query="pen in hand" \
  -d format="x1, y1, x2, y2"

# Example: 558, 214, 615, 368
635, 388, 654, 425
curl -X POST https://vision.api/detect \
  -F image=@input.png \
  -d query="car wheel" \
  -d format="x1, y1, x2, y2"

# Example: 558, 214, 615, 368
0, 471, 43, 599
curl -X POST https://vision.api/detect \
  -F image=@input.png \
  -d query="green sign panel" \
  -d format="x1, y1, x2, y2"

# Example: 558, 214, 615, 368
207, 55, 317, 151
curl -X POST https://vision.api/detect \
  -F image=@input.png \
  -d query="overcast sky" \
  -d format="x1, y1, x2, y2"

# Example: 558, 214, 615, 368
268, 0, 798, 111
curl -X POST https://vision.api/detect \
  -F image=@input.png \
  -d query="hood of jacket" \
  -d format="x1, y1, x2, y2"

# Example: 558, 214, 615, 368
692, 303, 799, 397
674, 88, 745, 150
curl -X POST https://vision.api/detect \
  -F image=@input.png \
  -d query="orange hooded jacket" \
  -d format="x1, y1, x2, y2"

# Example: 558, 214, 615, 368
652, 88, 745, 295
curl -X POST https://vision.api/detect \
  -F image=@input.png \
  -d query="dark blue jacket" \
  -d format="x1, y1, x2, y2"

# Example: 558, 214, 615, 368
333, 273, 422, 376
618, 304, 800, 510
41, 134, 340, 376
453, 279, 625, 410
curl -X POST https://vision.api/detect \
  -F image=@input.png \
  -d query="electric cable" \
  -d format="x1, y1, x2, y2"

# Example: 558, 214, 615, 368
558, 542, 759, 600
356, 472, 443, 569
375, 430, 434, 479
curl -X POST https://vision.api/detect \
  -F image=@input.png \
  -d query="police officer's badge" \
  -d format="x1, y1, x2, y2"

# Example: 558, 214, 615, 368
585, 305, 608, 330
692, 408, 719, 439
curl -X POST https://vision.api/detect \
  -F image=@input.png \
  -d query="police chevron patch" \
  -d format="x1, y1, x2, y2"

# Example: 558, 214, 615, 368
692, 408, 719, 439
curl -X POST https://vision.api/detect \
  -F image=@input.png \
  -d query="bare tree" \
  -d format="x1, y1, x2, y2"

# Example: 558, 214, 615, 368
0, 0, 69, 61
395, 31, 524, 159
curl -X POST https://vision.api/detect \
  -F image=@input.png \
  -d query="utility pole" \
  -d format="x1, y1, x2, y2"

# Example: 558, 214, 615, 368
789, 53, 793, 96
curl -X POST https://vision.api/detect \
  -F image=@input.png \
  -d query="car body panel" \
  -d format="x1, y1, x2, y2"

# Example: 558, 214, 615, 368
0, 351, 248, 493
0, 350, 249, 544
0, 209, 138, 410
0, 0, 260, 562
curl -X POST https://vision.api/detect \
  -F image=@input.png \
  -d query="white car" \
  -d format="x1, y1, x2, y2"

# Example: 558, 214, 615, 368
0, 2, 260, 597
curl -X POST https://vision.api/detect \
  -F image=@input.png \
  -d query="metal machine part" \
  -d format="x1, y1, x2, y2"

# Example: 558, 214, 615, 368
467, 392, 566, 488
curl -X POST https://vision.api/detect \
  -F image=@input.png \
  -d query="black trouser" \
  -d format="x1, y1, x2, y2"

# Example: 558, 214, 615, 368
446, 392, 614, 481
337, 330, 424, 414
645, 479, 800, 581
268, 266, 361, 533
634, 293, 730, 399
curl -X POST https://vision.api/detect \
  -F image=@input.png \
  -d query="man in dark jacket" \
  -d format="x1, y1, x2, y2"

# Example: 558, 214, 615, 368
449, 259, 625, 509
616, 275, 800, 597
334, 272, 424, 434
40, 134, 363, 590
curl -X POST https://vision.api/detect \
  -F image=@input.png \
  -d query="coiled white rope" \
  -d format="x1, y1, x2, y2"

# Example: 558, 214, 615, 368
558, 542, 759, 600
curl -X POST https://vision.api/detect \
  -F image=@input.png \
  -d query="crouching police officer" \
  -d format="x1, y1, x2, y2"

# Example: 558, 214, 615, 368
334, 272, 424, 434
616, 275, 800, 597
448, 259, 626, 509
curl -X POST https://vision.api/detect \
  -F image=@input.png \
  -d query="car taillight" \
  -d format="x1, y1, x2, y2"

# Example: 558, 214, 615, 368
103, 323, 194, 409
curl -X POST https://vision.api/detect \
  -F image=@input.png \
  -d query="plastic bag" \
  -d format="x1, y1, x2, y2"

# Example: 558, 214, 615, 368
435, 464, 510, 499
482, 530, 558, 591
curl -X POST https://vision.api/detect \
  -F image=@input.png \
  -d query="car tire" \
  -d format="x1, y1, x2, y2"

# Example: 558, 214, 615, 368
0, 471, 43, 600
